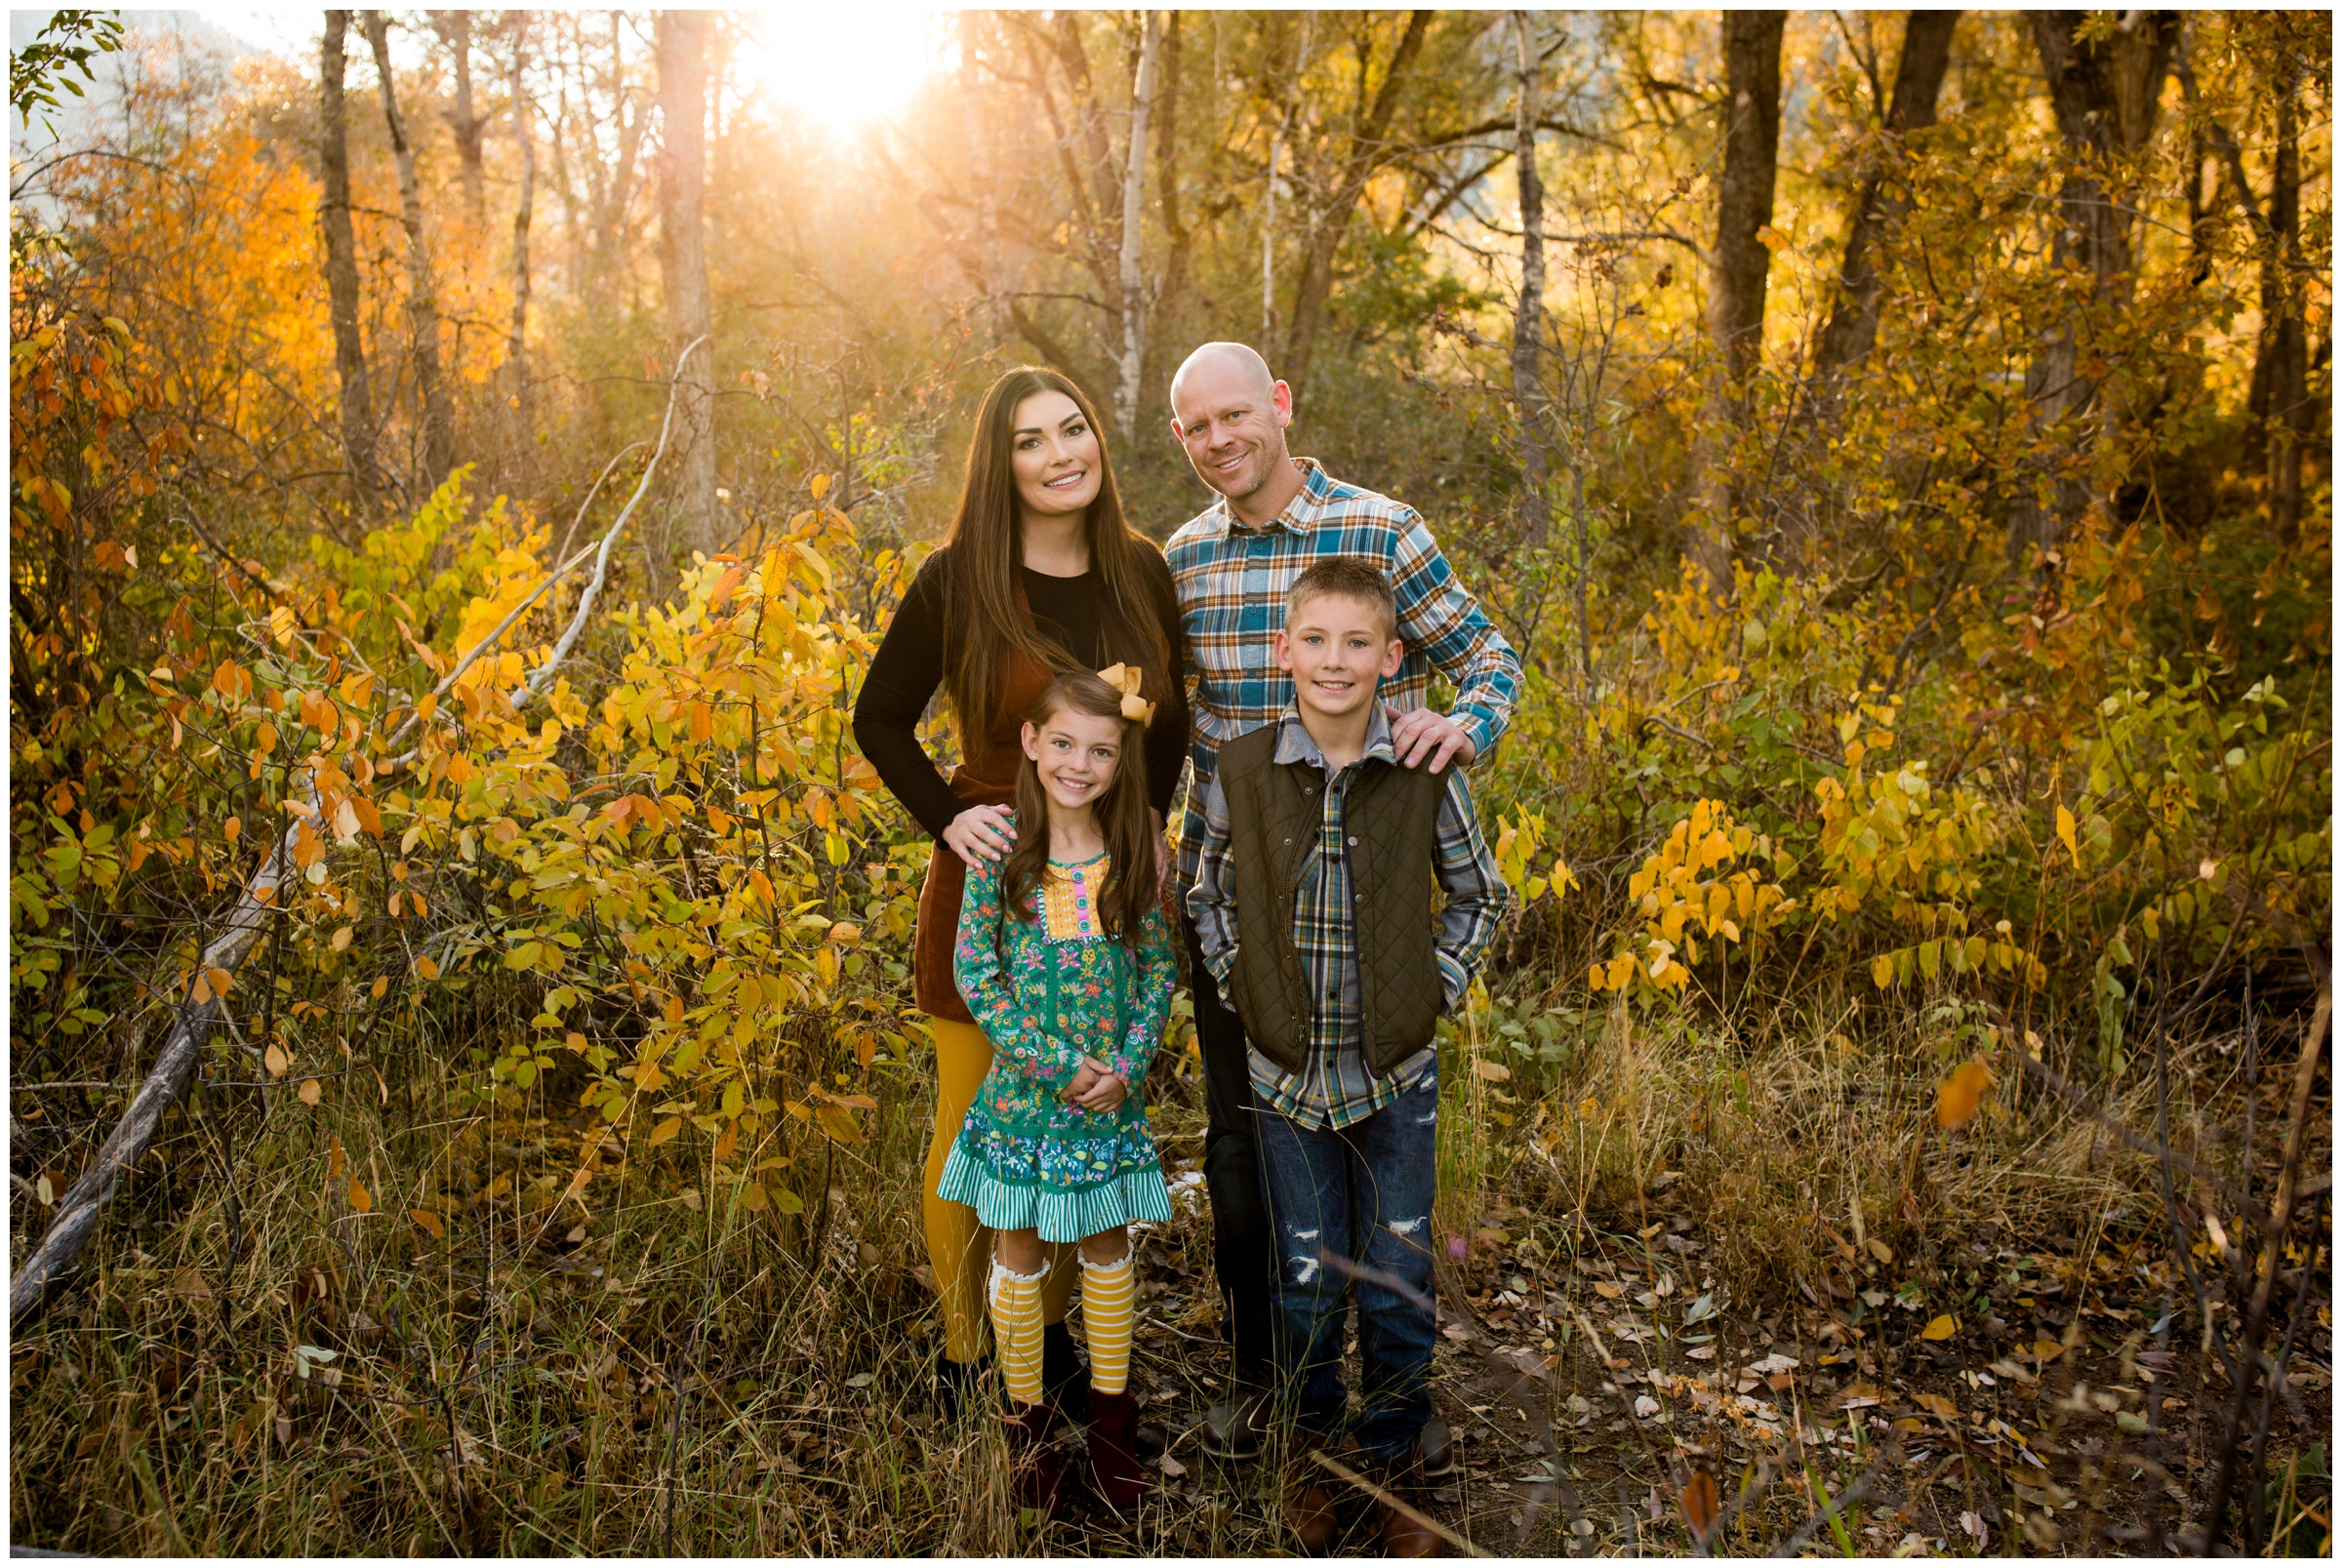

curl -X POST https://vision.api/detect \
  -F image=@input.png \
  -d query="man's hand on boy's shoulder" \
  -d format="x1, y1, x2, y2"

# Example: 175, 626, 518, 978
1390, 706, 1476, 773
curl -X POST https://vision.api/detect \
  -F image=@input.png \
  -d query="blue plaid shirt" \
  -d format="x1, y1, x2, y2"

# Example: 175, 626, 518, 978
1165, 458, 1521, 888
1188, 703, 1509, 1131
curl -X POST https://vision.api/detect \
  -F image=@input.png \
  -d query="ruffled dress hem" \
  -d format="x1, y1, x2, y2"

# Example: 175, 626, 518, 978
936, 1140, 1173, 1243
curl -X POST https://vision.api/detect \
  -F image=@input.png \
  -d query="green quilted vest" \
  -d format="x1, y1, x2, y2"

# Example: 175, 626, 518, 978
1216, 721, 1447, 1077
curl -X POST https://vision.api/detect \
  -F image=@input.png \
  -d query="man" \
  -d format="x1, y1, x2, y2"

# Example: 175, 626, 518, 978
1164, 342, 1520, 1461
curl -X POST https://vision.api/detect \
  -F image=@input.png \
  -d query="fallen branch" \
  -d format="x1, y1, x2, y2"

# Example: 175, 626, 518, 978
7, 338, 709, 1327
11, 780, 310, 1323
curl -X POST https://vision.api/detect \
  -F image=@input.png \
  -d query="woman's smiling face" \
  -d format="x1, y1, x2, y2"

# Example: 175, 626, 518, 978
1009, 390, 1102, 523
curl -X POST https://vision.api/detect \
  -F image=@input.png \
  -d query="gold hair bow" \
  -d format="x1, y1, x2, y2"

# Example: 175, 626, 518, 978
1096, 663, 1157, 727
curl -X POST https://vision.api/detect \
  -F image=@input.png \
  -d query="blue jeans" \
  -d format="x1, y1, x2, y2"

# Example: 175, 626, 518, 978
1253, 1067, 1439, 1464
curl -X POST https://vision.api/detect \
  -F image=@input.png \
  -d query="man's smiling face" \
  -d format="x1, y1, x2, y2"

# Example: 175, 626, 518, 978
1170, 351, 1293, 507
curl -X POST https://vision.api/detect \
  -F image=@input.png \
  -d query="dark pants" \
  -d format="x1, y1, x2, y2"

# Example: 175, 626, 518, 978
1183, 913, 1277, 1377
1254, 1069, 1441, 1465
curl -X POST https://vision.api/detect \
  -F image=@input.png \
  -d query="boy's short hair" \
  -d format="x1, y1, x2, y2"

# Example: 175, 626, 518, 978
1284, 556, 1399, 640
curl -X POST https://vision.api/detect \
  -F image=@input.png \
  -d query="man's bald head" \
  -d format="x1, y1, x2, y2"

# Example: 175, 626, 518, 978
1169, 342, 1275, 421
1168, 341, 1301, 521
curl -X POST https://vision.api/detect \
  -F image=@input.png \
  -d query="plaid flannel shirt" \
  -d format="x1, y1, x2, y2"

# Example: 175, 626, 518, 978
1188, 703, 1509, 1132
1165, 458, 1522, 890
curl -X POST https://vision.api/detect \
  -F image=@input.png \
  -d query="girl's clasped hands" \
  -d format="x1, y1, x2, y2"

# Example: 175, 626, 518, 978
1060, 1055, 1128, 1114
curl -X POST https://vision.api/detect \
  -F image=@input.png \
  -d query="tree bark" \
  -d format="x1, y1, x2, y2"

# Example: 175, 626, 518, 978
364, 10, 457, 489
433, 9, 488, 229
656, 11, 719, 565
1280, 10, 1432, 392
1509, 11, 1552, 554
1152, 10, 1191, 342
2248, 48, 2309, 545
1112, 12, 1161, 442
1689, 9, 1785, 598
317, 12, 378, 511
2006, 10, 2177, 565
1809, 11, 1959, 382
958, 12, 1003, 340
505, 11, 537, 463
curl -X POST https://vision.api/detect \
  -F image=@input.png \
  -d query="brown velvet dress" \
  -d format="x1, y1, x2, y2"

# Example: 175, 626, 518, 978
909, 643, 1058, 1025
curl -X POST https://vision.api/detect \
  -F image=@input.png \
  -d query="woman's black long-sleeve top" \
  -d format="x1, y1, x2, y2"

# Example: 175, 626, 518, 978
851, 546, 1191, 839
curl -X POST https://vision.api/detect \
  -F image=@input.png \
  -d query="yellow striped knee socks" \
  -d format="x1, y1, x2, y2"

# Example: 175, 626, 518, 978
1080, 1251, 1136, 1395
987, 1260, 1048, 1406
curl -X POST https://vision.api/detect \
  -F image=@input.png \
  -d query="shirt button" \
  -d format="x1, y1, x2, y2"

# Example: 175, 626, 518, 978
1347, 835, 1357, 846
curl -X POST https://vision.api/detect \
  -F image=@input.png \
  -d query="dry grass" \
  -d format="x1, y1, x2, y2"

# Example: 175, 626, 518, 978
7, 981, 2306, 1556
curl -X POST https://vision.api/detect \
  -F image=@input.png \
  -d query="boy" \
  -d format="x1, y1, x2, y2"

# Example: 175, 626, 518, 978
1188, 556, 1508, 1556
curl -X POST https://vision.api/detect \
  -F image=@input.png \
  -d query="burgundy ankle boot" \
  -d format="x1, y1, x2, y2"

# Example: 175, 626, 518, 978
1087, 1387, 1149, 1511
1003, 1400, 1068, 1515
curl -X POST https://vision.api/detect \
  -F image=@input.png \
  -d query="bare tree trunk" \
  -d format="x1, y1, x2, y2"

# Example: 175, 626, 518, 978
505, 11, 537, 463
1280, 10, 1430, 391
2250, 52, 2308, 545
1112, 12, 1161, 442
656, 11, 719, 566
1689, 9, 1785, 598
318, 11, 378, 511
1262, 115, 1284, 347
2006, 11, 2176, 566
364, 10, 457, 489
432, 9, 488, 229
1152, 10, 1191, 337
1809, 11, 1959, 382
1509, 11, 1552, 555
958, 12, 1003, 340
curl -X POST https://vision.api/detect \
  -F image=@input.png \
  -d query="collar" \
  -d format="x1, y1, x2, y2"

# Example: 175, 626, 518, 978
1271, 699, 1395, 772
1193, 457, 1330, 541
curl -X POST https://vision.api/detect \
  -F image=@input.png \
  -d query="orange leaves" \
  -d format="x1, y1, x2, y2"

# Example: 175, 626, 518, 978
605, 792, 666, 834
1935, 1059, 1994, 1130
1679, 1469, 1721, 1544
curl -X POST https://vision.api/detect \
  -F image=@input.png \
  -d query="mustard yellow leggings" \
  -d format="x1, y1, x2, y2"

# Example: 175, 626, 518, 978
925, 1017, 1076, 1362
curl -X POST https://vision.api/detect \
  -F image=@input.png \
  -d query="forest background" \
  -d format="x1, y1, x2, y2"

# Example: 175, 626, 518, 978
7, 7, 2332, 1556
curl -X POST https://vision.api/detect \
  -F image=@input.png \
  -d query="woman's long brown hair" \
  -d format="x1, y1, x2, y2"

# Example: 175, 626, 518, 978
939, 367, 1171, 751
1001, 672, 1160, 948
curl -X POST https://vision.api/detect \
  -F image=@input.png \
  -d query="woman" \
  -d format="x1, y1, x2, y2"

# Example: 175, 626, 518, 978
853, 367, 1187, 1417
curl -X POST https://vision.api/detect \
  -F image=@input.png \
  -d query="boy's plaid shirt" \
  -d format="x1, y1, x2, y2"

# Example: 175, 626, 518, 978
1186, 703, 1509, 1131
1164, 458, 1521, 889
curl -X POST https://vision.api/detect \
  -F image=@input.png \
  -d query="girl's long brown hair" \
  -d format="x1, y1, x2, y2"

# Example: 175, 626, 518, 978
940, 367, 1171, 749
1001, 672, 1160, 948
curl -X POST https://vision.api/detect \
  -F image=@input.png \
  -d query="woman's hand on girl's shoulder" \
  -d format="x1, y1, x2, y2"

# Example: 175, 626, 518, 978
944, 803, 1017, 868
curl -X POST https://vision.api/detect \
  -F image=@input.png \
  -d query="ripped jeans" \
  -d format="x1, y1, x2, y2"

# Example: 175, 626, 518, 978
1253, 1066, 1439, 1464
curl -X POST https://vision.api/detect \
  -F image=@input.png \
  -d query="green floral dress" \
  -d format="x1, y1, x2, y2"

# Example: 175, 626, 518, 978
935, 833, 1176, 1243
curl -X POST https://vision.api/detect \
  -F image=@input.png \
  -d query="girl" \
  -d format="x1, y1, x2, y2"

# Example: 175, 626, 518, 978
852, 368, 1186, 1420
937, 669, 1175, 1513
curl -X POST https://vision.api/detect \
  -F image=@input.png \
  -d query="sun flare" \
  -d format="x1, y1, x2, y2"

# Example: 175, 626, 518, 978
740, 9, 937, 131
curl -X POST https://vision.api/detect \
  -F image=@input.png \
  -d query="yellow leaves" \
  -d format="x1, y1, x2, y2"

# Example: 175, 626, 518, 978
1470, 1058, 1513, 1082
330, 925, 353, 952
1936, 1059, 1994, 1130
222, 816, 241, 844
191, 965, 234, 1005
346, 1175, 373, 1215
1912, 1389, 1960, 1417
415, 954, 440, 982
1919, 1313, 1958, 1342
649, 1115, 684, 1147
262, 1040, 289, 1077
410, 1208, 446, 1239
296, 1078, 322, 1106
2055, 802, 2079, 864
1594, 1279, 1624, 1300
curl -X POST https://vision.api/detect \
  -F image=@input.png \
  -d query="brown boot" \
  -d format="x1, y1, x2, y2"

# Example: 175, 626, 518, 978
1374, 1453, 1439, 1557
1003, 1400, 1068, 1516
1281, 1432, 1342, 1553
1087, 1387, 1149, 1511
